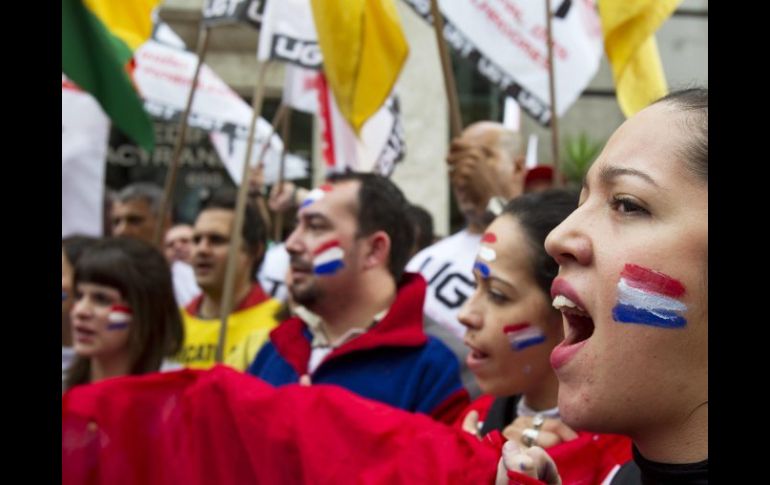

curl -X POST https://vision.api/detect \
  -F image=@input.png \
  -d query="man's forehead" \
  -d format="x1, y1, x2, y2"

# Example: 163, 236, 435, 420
194, 208, 234, 230
113, 198, 152, 215
466, 130, 501, 150
304, 181, 358, 217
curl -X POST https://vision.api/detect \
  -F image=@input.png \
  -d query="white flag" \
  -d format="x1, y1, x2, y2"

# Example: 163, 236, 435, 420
403, 0, 603, 125
62, 75, 110, 238
257, 0, 322, 69
134, 36, 307, 185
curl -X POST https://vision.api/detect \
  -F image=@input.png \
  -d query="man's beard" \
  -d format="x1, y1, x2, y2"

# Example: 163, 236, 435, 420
290, 278, 323, 307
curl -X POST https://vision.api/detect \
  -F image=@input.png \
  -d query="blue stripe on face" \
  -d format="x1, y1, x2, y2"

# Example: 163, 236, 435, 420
314, 260, 344, 275
612, 304, 687, 329
473, 261, 491, 279
106, 322, 129, 331
511, 335, 547, 351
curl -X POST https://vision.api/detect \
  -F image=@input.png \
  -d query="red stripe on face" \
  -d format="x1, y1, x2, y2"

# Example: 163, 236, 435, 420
503, 323, 531, 333
620, 264, 685, 298
319, 184, 333, 192
481, 232, 497, 243
110, 304, 132, 315
313, 239, 341, 256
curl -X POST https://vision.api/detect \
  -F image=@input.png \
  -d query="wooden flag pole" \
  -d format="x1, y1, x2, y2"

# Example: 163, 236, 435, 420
214, 61, 271, 363
273, 107, 292, 242
544, 0, 562, 187
250, 103, 290, 238
428, 0, 463, 138
154, 25, 211, 247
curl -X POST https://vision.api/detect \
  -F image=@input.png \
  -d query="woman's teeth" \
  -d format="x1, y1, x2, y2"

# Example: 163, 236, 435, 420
552, 295, 588, 315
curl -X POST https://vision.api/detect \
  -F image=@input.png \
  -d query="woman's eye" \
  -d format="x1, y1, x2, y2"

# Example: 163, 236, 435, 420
487, 289, 508, 304
611, 196, 649, 215
93, 293, 115, 305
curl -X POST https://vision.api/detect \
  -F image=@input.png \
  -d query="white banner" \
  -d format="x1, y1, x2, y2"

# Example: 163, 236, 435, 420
257, 0, 322, 69
201, 0, 264, 29
134, 39, 307, 185
282, 64, 320, 114
403, 0, 603, 125
62, 76, 110, 238
283, 65, 405, 177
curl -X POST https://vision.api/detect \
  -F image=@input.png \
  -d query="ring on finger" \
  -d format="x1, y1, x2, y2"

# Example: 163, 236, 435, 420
521, 428, 539, 447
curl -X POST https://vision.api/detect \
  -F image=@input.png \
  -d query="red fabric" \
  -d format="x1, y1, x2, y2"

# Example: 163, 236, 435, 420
63, 366, 500, 485
430, 388, 472, 424
524, 166, 554, 185
456, 397, 633, 484
317, 73, 336, 168
269, 273, 429, 377
184, 283, 270, 315
454, 394, 496, 429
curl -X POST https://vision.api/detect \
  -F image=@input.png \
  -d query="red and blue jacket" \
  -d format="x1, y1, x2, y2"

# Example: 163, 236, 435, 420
247, 273, 470, 424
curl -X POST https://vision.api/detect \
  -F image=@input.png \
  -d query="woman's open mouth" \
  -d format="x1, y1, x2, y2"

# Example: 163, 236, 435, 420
550, 293, 595, 370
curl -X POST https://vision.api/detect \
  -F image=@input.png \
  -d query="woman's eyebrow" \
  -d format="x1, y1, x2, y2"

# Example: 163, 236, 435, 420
598, 165, 659, 188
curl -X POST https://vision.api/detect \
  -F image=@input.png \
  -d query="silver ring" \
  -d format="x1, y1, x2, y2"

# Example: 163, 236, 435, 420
521, 428, 539, 447
532, 414, 545, 431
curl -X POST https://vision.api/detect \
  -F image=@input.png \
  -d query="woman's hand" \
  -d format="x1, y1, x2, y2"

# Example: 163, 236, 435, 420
495, 440, 562, 485
502, 416, 577, 449
461, 410, 483, 439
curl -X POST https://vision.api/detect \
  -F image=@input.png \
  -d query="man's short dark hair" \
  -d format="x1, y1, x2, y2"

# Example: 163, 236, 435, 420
115, 182, 164, 217
198, 188, 267, 279
406, 204, 434, 253
327, 173, 415, 283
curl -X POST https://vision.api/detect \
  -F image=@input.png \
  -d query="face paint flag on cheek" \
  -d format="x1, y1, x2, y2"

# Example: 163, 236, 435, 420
503, 323, 546, 351
478, 232, 497, 262
612, 264, 688, 329
313, 240, 345, 276
473, 261, 491, 279
107, 304, 132, 330
481, 232, 497, 244
299, 184, 333, 209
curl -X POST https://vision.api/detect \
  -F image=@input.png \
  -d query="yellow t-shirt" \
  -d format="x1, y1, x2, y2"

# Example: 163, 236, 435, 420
178, 296, 281, 371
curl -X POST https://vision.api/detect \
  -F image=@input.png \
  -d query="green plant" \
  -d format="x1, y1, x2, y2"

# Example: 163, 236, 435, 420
561, 133, 603, 186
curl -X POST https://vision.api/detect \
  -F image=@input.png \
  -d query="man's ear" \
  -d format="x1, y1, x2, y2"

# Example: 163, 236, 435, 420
363, 231, 391, 271
513, 153, 526, 174
509, 154, 527, 198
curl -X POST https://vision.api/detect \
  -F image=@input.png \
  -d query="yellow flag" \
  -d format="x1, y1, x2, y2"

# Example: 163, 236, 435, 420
599, 0, 681, 117
309, 0, 409, 134
83, 0, 160, 51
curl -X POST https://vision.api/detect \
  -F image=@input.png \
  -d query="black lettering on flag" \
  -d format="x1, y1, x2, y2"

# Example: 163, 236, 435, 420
554, 0, 572, 19
435, 272, 475, 309
271, 36, 323, 69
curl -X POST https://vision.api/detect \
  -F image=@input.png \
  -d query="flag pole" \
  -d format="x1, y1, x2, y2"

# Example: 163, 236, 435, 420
153, 25, 210, 247
544, 0, 562, 187
274, 107, 292, 242
215, 61, 271, 364
428, 0, 463, 138
250, 103, 290, 238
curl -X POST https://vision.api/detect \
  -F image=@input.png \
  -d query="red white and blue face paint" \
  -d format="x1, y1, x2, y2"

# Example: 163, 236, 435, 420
612, 264, 687, 328
107, 304, 132, 330
474, 232, 497, 277
478, 232, 497, 262
313, 240, 345, 276
473, 261, 491, 279
503, 323, 546, 351
299, 184, 333, 210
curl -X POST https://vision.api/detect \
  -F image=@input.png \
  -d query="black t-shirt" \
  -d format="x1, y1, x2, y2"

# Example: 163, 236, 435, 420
479, 395, 521, 436
611, 445, 708, 485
